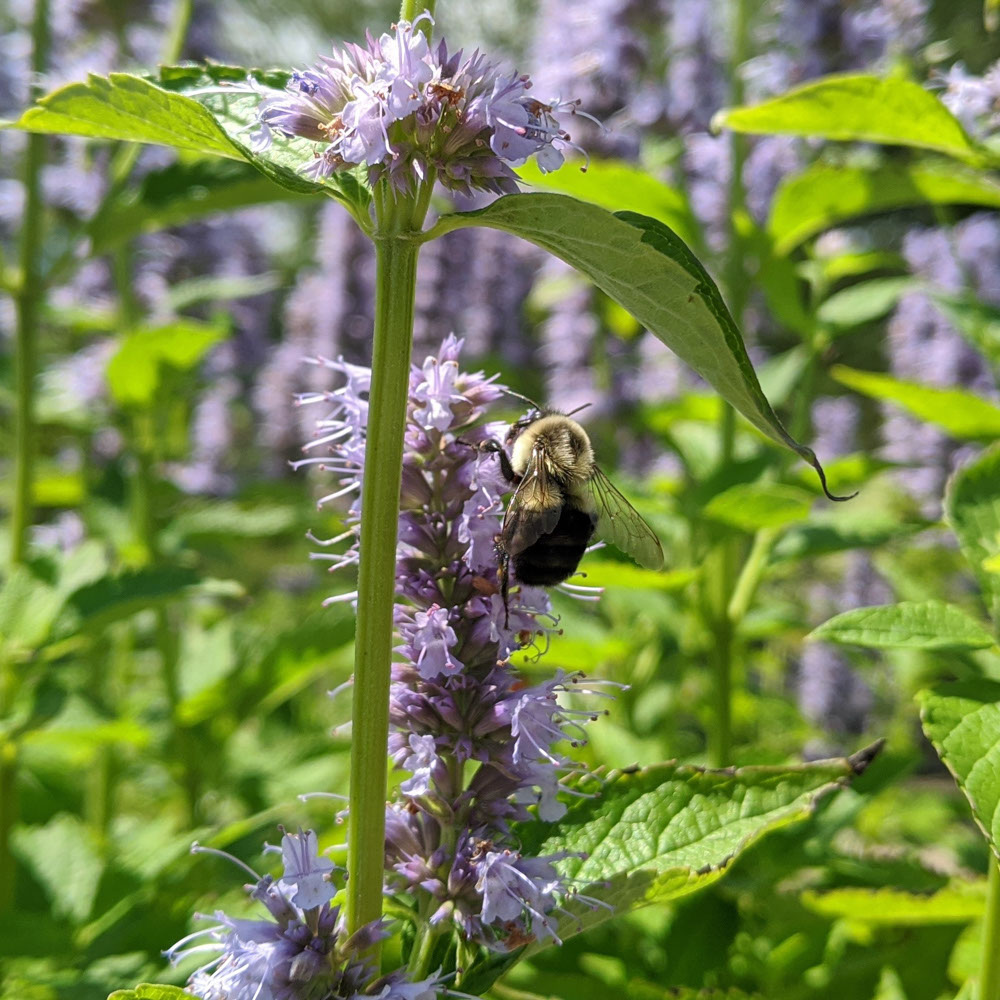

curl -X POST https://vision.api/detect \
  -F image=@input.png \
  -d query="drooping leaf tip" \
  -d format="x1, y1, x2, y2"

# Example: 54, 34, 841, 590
809, 449, 858, 502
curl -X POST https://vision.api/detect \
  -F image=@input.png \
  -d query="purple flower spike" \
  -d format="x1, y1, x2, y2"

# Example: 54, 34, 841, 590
302, 337, 612, 951
254, 18, 587, 195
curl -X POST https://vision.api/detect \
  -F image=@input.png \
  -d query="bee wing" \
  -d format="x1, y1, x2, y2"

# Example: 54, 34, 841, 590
587, 466, 664, 570
502, 445, 563, 556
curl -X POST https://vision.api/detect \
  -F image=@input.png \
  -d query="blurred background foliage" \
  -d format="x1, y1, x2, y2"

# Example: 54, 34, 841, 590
2, 0, 1000, 997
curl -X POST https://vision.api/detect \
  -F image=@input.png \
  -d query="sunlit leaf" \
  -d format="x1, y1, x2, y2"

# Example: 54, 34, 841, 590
919, 679, 1000, 856
433, 194, 841, 494
714, 74, 989, 166
7, 65, 369, 216
517, 158, 700, 247
10, 814, 104, 923
808, 600, 996, 651
769, 161, 1000, 253
946, 445, 1000, 625
107, 987, 198, 1000
515, 743, 881, 945
802, 882, 986, 924
106, 320, 228, 407
704, 483, 814, 531
832, 366, 1000, 440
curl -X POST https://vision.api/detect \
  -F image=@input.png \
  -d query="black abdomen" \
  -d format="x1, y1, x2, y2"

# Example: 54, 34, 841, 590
513, 505, 597, 586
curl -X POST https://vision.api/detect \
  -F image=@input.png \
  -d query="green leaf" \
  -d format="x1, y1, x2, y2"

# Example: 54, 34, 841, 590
945, 445, 1000, 624
714, 74, 989, 166
808, 600, 996, 651
933, 293, 1000, 367
107, 987, 197, 1000
7, 66, 369, 215
88, 158, 316, 253
10, 814, 104, 923
832, 366, 1000, 440
516, 158, 701, 248
703, 483, 814, 531
515, 742, 881, 945
802, 882, 986, 925
432, 193, 842, 495
10, 72, 239, 156
919, 679, 1000, 857
817, 277, 914, 329
63, 566, 203, 630
106, 320, 228, 406
769, 161, 1000, 253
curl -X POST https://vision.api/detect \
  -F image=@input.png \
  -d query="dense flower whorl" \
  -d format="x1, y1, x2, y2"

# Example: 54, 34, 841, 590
252, 17, 584, 195
167, 830, 444, 1000
300, 336, 609, 951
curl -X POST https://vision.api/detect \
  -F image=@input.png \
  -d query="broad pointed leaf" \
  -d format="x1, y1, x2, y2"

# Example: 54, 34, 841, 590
514, 743, 881, 945
432, 193, 842, 495
817, 277, 914, 329
808, 600, 996, 651
945, 445, 1000, 624
832, 366, 1000, 440
919, 679, 1000, 857
7, 65, 369, 216
769, 161, 1000, 253
714, 74, 990, 166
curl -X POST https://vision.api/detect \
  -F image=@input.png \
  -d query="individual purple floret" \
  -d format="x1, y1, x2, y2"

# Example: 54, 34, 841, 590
298, 337, 610, 951
167, 830, 445, 1000
252, 17, 584, 195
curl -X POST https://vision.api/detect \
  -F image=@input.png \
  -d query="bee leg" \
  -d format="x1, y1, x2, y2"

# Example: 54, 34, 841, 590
459, 440, 521, 486
497, 543, 511, 630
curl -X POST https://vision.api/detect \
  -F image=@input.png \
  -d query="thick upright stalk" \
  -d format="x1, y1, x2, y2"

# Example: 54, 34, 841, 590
981, 857, 1000, 1000
347, 234, 420, 938
10, 0, 50, 567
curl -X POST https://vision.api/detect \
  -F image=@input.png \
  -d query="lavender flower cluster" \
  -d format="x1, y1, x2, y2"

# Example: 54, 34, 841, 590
297, 336, 607, 950
252, 17, 582, 195
167, 830, 442, 1000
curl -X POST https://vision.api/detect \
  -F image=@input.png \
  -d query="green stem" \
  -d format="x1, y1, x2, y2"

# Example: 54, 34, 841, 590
727, 527, 779, 626
347, 227, 422, 941
400, 0, 436, 30
703, 543, 735, 768
10, 0, 51, 568
981, 857, 1000, 1000
407, 919, 440, 980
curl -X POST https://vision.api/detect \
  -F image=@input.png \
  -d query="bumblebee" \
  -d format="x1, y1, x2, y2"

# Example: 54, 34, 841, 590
485, 409, 664, 625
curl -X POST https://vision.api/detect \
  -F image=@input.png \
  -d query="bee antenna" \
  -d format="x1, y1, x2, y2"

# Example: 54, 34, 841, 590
563, 402, 592, 418
501, 388, 542, 411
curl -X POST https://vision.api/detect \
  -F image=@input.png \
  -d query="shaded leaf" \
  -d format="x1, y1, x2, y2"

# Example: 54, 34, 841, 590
769, 161, 1000, 253
704, 483, 814, 531
945, 445, 1000, 624
933, 293, 1000, 367
808, 600, 996, 651
919, 679, 1000, 857
515, 743, 881, 945
89, 158, 315, 253
64, 566, 203, 630
714, 74, 989, 166
433, 194, 841, 494
832, 366, 1000, 440
817, 277, 914, 329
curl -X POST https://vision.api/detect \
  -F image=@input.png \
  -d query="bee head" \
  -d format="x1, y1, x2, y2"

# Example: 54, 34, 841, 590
505, 408, 545, 447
